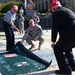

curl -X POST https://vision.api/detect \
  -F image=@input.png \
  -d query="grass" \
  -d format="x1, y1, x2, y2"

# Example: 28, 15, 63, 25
0, 34, 5, 36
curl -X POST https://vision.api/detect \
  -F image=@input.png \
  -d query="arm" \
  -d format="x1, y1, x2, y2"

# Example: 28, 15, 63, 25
21, 27, 29, 43
51, 14, 58, 43
36, 16, 40, 22
20, 15, 25, 21
51, 14, 59, 49
32, 15, 40, 23
10, 21, 19, 32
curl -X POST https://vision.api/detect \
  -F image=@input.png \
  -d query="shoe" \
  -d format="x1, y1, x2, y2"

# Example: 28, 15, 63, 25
55, 70, 72, 74
29, 45, 35, 50
72, 67, 75, 71
38, 44, 41, 50
38, 47, 41, 50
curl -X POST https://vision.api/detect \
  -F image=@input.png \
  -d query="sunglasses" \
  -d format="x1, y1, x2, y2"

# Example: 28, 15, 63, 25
13, 8, 18, 11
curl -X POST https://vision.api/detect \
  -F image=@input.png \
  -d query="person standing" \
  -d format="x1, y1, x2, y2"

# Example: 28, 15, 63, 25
19, 7, 24, 15
19, 13, 25, 34
50, 0, 75, 74
21, 19, 44, 50
3, 5, 19, 51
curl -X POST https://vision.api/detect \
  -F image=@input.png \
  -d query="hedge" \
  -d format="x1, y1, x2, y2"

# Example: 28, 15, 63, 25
0, 1, 23, 14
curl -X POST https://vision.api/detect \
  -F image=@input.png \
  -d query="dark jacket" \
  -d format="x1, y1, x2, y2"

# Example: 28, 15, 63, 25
51, 7, 75, 42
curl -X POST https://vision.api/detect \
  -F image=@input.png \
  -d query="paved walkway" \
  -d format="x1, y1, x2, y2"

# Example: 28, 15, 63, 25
0, 30, 57, 65
0, 30, 75, 75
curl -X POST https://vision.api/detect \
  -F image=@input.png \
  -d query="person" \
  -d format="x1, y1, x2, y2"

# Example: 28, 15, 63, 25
21, 19, 44, 50
3, 5, 19, 51
19, 7, 24, 14
27, 0, 35, 10
19, 13, 25, 34
32, 12, 40, 24
50, 0, 75, 74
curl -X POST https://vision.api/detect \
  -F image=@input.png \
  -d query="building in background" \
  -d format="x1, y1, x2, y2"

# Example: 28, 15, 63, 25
32, 0, 51, 12
0, 0, 21, 3
60, 0, 65, 6
70, 0, 75, 12
0, 0, 75, 12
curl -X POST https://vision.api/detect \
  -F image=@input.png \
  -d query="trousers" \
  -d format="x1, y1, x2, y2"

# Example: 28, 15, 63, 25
26, 35, 44, 45
54, 38, 75, 71
3, 21, 14, 51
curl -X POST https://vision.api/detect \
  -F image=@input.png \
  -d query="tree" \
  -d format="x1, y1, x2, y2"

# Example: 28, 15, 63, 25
65, 0, 72, 10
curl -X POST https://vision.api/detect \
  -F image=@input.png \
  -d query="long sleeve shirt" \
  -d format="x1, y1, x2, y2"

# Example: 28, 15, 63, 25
21, 24, 43, 42
51, 7, 75, 43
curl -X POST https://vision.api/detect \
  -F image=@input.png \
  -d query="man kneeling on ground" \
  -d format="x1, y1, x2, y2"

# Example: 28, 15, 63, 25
20, 19, 44, 50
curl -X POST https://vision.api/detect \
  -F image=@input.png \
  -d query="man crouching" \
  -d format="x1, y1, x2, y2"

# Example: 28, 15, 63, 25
21, 19, 44, 50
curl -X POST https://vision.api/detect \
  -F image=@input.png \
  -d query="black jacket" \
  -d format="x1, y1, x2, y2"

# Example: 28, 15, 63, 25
51, 7, 75, 42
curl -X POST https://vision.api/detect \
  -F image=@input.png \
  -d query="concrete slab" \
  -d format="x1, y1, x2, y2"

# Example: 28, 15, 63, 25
25, 70, 56, 75
18, 69, 75, 75
32, 49, 57, 66
0, 43, 5, 47
0, 30, 75, 75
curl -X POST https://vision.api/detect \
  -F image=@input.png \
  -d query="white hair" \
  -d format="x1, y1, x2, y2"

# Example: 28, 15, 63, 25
29, 19, 34, 24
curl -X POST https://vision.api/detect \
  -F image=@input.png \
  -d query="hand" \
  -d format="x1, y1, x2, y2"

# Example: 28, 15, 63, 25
51, 43, 55, 49
15, 28, 19, 32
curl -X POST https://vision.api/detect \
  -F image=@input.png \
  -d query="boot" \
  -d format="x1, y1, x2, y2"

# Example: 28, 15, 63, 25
55, 70, 71, 74
29, 44, 35, 50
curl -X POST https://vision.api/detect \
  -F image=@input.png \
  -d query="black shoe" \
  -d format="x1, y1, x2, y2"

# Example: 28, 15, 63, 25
72, 67, 75, 71
29, 45, 35, 50
55, 70, 72, 74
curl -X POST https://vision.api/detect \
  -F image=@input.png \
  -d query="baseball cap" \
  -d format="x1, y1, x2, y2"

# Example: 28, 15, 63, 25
12, 5, 18, 11
50, 0, 61, 10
